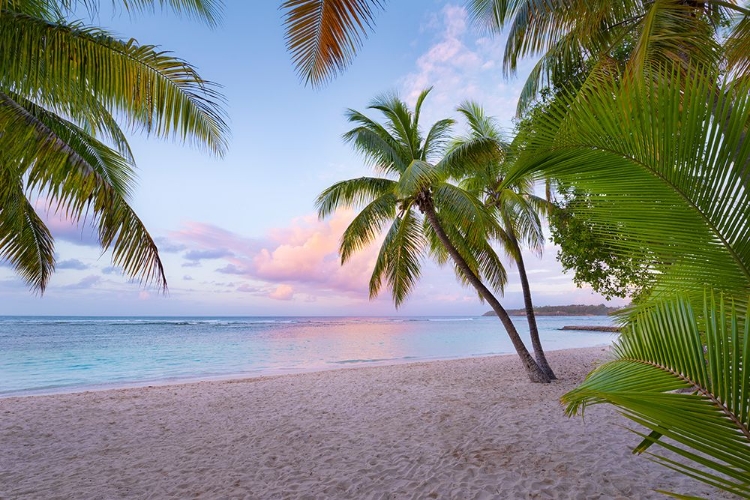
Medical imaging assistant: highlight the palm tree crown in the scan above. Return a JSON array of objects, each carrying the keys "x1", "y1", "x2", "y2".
[{"x1": 453, "y1": 101, "x2": 556, "y2": 379}]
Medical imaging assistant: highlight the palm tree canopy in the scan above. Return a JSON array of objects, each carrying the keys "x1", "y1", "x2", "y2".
[
  {"x1": 316, "y1": 88, "x2": 507, "y2": 306},
  {"x1": 453, "y1": 101, "x2": 550, "y2": 261},
  {"x1": 0, "y1": 0, "x2": 228, "y2": 292},
  {"x1": 468, "y1": 0, "x2": 750, "y2": 113}
]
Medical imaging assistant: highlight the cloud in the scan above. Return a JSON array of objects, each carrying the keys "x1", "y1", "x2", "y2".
[
  {"x1": 45, "y1": 215, "x2": 100, "y2": 247},
  {"x1": 400, "y1": 4, "x2": 529, "y2": 133},
  {"x1": 63, "y1": 275, "x2": 101, "y2": 290},
  {"x1": 183, "y1": 275, "x2": 194, "y2": 281},
  {"x1": 171, "y1": 210, "x2": 380, "y2": 301},
  {"x1": 101, "y1": 266, "x2": 121, "y2": 275},
  {"x1": 216, "y1": 264, "x2": 248, "y2": 275},
  {"x1": 57, "y1": 259, "x2": 89, "y2": 270},
  {"x1": 184, "y1": 248, "x2": 234, "y2": 261},
  {"x1": 237, "y1": 284, "x2": 261, "y2": 293},
  {"x1": 154, "y1": 237, "x2": 187, "y2": 253},
  {"x1": 268, "y1": 284, "x2": 294, "y2": 301}
]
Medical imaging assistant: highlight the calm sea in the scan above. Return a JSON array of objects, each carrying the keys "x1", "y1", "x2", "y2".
[{"x1": 0, "y1": 315, "x2": 617, "y2": 397}]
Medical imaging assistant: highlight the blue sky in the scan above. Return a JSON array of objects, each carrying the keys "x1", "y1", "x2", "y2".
[{"x1": 0, "y1": 1, "x2": 629, "y2": 316}]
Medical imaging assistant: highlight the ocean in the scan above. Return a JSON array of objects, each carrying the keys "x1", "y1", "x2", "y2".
[{"x1": 0, "y1": 315, "x2": 618, "y2": 397}]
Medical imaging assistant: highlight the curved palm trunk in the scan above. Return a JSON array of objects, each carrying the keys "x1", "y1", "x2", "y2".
[
  {"x1": 509, "y1": 235, "x2": 556, "y2": 380},
  {"x1": 422, "y1": 202, "x2": 550, "y2": 383}
]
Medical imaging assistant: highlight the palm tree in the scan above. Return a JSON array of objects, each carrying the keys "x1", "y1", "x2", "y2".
[
  {"x1": 315, "y1": 88, "x2": 551, "y2": 383},
  {"x1": 1, "y1": 0, "x2": 228, "y2": 292},
  {"x1": 506, "y1": 62, "x2": 750, "y2": 496},
  {"x1": 453, "y1": 101, "x2": 556, "y2": 379}
]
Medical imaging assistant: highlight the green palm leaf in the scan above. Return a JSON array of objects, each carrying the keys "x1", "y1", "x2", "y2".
[
  {"x1": 0, "y1": 166, "x2": 55, "y2": 291},
  {"x1": 0, "y1": 12, "x2": 228, "y2": 155},
  {"x1": 369, "y1": 209, "x2": 425, "y2": 305},
  {"x1": 562, "y1": 293, "x2": 750, "y2": 497},
  {"x1": 0, "y1": 90, "x2": 166, "y2": 291},
  {"x1": 508, "y1": 65, "x2": 750, "y2": 301},
  {"x1": 9, "y1": 0, "x2": 224, "y2": 25},
  {"x1": 315, "y1": 176, "x2": 396, "y2": 218}
]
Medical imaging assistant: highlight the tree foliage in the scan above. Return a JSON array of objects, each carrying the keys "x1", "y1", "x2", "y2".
[
  {"x1": 0, "y1": 0, "x2": 228, "y2": 292},
  {"x1": 548, "y1": 187, "x2": 654, "y2": 301}
]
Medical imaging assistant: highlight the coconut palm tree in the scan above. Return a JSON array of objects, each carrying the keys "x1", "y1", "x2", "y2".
[
  {"x1": 453, "y1": 101, "x2": 556, "y2": 379},
  {"x1": 506, "y1": 61, "x2": 750, "y2": 496},
  {"x1": 315, "y1": 88, "x2": 551, "y2": 383},
  {"x1": 0, "y1": 0, "x2": 228, "y2": 292}
]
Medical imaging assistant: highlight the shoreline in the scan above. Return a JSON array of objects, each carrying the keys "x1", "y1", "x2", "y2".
[
  {"x1": 0, "y1": 346, "x2": 731, "y2": 499},
  {"x1": 0, "y1": 343, "x2": 612, "y2": 400}
]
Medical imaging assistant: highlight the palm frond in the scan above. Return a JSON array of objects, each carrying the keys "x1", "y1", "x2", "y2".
[
  {"x1": 422, "y1": 118, "x2": 455, "y2": 164},
  {"x1": 396, "y1": 160, "x2": 437, "y2": 199},
  {"x1": 369, "y1": 91, "x2": 422, "y2": 157},
  {"x1": 339, "y1": 191, "x2": 396, "y2": 263},
  {"x1": 0, "y1": 165, "x2": 54, "y2": 292},
  {"x1": 562, "y1": 293, "x2": 750, "y2": 497},
  {"x1": 343, "y1": 108, "x2": 408, "y2": 175},
  {"x1": 0, "y1": 13, "x2": 228, "y2": 155},
  {"x1": 282, "y1": 0, "x2": 383, "y2": 87},
  {"x1": 368, "y1": 208, "x2": 425, "y2": 306},
  {"x1": 7, "y1": 93, "x2": 137, "y2": 199},
  {"x1": 724, "y1": 11, "x2": 750, "y2": 78},
  {"x1": 508, "y1": 64, "x2": 750, "y2": 301},
  {"x1": 315, "y1": 176, "x2": 395, "y2": 218},
  {"x1": 0, "y1": 91, "x2": 167, "y2": 290}
]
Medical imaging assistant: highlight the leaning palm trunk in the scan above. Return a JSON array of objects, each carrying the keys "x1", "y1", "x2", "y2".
[
  {"x1": 511, "y1": 234, "x2": 556, "y2": 380},
  {"x1": 422, "y1": 200, "x2": 550, "y2": 383}
]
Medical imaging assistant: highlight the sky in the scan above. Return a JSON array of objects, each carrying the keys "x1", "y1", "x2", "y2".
[{"x1": 0, "y1": 1, "x2": 630, "y2": 316}]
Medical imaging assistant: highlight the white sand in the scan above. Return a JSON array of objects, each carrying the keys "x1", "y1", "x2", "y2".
[{"x1": 0, "y1": 347, "x2": 733, "y2": 499}]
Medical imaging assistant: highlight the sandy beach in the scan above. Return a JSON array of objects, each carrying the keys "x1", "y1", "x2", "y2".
[{"x1": 0, "y1": 347, "x2": 732, "y2": 499}]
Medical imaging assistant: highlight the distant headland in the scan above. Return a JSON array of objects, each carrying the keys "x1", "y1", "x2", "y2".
[{"x1": 483, "y1": 304, "x2": 622, "y2": 317}]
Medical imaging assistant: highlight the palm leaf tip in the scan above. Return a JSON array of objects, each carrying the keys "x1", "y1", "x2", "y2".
[
  {"x1": 281, "y1": 0, "x2": 384, "y2": 87},
  {"x1": 561, "y1": 294, "x2": 750, "y2": 497}
]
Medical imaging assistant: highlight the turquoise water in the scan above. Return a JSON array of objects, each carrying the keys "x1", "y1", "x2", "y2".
[{"x1": 0, "y1": 315, "x2": 617, "y2": 397}]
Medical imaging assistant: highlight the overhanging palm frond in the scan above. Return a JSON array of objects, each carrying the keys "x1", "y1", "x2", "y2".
[
  {"x1": 281, "y1": 0, "x2": 383, "y2": 87},
  {"x1": 626, "y1": 0, "x2": 720, "y2": 76},
  {"x1": 508, "y1": 64, "x2": 750, "y2": 302},
  {"x1": 562, "y1": 293, "x2": 750, "y2": 497},
  {"x1": 48, "y1": 0, "x2": 224, "y2": 26},
  {"x1": 8, "y1": 93, "x2": 137, "y2": 199},
  {"x1": 725, "y1": 11, "x2": 750, "y2": 78},
  {"x1": 0, "y1": 91, "x2": 167, "y2": 291},
  {"x1": 0, "y1": 166, "x2": 55, "y2": 291},
  {"x1": 0, "y1": 13, "x2": 228, "y2": 155}
]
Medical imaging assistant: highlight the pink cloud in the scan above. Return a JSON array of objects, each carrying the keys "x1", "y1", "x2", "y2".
[
  {"x1": 269, "y1": 284, "x2": 294, "y2": 301},
  {"x1": 170, "y1": 210, "x2": 381, "y2": 301}
]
